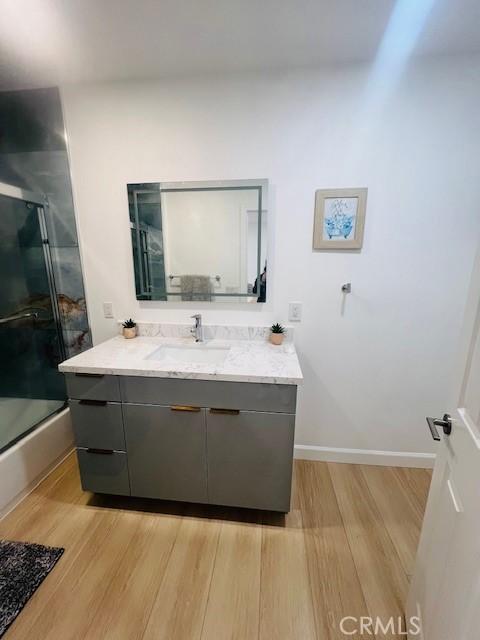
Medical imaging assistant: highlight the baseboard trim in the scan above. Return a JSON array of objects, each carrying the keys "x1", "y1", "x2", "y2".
[{"x1": 294, "y1": 445, "x2": 436, "y2": 468}]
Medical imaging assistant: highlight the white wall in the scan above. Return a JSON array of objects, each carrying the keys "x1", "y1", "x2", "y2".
[{"x1": 62, "y1": 54, "x2": 480, "y2": 459}]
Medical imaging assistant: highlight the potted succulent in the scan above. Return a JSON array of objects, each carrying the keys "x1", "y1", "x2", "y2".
[
  {"x1": 270, "y1": 322, "x2": 285, "y2": 346},
  {"x1": 122, "y1": 318, "x2": 137, "y2": 339}
]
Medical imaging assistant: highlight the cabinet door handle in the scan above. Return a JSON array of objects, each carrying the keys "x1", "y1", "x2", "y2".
[
  {"x1": 75, "y1": 372, "x2": 104, "y2": 378},
  {"x1": 209, "y1": 408, "x2": 240, "y2": 415},
  {"x1": 85, "y1": 448, "x2": 114, "y2": 455},
  {"x1": 170, "y1": 405, "x2": 201, "y2": 412},
  {"x1": 79, "y1": 399, "x2": 107, "y2": 406}
]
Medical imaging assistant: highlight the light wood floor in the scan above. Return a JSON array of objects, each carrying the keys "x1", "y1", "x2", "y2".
[{"x1": 0, "y1": 454, "x2": 431, "y2": 640}]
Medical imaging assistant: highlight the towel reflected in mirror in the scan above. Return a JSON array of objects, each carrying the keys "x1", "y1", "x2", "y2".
[{"x1": 179, "y1": 275, "x2": 213, "y2": 301}]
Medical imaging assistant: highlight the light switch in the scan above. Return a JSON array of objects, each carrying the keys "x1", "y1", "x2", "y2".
[
  {"x1": 103, "y1": 302, "x2": 114, "y2": 319},
  {"x1": 288, "y1": 302, "x2": 302, "y2": 322}
]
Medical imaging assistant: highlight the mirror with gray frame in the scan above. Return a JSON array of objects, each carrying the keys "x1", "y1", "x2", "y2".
[{"x1": 127, "y1": 179, "x2": 268, "y2": 303}]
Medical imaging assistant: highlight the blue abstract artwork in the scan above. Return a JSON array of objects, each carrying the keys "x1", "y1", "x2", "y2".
[{"x1": 323, "y1": 197, "x2": 358, "y2": 241}]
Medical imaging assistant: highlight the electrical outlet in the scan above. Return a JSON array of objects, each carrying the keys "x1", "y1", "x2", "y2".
[
  {"x1": 288, "y1": 302, "x2": 302, "y2": 322},
  {"x1": 103, "y1": 302, "x2": 114, "y2": 319}
]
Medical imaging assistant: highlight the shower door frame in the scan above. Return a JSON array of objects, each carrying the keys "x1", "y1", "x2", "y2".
[{"x1": 0, "y1": 180, "x2": 66, "y2": 361}]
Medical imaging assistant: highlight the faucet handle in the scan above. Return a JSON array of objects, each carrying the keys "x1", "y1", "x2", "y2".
[{"x1": 191, "y1": 314, "x2": 201, "y2": 320}]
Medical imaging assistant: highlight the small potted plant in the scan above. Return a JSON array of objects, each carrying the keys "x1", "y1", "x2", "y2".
[
  {"x1": 270, "y1": 322, "x2": 285, "y2": 345},
  {"x1": 122, "y1": 318, "x2": 137, "y2": 339}
]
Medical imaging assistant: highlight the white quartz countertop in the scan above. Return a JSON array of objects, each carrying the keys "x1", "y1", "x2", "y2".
[{"x1": 59, "y1": 336, "x2": 303, "y2": 385}]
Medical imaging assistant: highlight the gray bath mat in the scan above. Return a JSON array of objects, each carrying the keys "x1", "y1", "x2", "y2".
[{"x1": 0, "y1": 540, "x2": 64, "y2": 637}]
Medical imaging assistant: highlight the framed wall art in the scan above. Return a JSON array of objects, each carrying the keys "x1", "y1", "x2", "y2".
[{"x1": 313, "y1": 188, "x2": 368, "y2": 250}]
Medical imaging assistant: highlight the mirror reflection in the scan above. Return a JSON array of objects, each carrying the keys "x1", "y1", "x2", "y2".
[{"x1": 128, "y1": 180, "x2": 267, "y2": 302}]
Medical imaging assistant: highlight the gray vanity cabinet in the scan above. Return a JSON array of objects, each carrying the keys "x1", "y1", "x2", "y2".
[
  {"x1": 206, "y1": 409, "x2": 295, "y2": 512},
  {"x1": 123, "y1": 404, "x2": 208, "y2": 503},
  {"x1": 65, "y1": 372, "x2": 297, "y2": 512}
]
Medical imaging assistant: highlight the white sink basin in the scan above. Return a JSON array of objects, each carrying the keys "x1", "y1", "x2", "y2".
[{"x1": 146, "y1": 343, "x2": 230, "y2": 365}]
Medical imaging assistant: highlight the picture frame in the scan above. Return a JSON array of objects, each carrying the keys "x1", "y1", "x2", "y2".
[{"x1": 313, "y1": 188, "x2": 368, "y2": 250}]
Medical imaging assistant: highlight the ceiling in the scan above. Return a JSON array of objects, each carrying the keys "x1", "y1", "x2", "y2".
[{"x1": 0, "y1": 0, "x2": 479, "y2": 89}]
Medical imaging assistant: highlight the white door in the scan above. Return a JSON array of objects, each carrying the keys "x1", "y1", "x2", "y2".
[{"x1": 407, "y1": 246, "x2": 480, "y2": 640}]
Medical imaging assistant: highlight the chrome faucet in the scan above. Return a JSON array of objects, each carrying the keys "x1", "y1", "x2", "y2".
[{"x1": 190, "y1": 314, "x2": 203, "y2": 342}]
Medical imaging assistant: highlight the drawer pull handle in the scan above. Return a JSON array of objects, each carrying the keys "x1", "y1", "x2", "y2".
[
  {"x1": 79, "y1": 399, "x2": 107, "y2": 406},
  {"x1": 170, "y1": 405, "x2": 201, "y2": 412},
  {"x1": 210, "y1": 408, "x2": 240, "y2": 415},
  {"x1": 86, "y1": 448, "x2": 114, "y2": 455},
  {"x1": 75, "y1": 373, "x2": 104, "y2": 378}
]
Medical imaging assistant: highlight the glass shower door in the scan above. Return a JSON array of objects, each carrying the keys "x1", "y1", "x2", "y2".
[{"x1": 0, "y1": 184, "x2": 66, "y2": 453}]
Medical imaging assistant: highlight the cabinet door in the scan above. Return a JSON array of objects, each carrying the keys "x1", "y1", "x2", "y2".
[
  {"x1": 206, "y1": 409, "x2": 295, "y2": 512},
  {"x1": 123, "y1": 404, "x2": 208, "y2": 503}
]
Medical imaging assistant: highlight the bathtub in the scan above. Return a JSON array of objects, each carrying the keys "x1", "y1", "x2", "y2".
[{"x1": 0, "y1": 407, "x2": 74, "y2": 518}]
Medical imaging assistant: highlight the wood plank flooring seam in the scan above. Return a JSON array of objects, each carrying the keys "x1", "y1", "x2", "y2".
[
  {"x1": 198, "y1": 516, "x2": 223, "y2": 640},
  {"x1": 138, "y1": 514, "x2": 187, "y2": 640}
]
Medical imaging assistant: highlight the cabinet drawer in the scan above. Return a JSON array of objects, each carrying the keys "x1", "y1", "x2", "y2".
[
  {"x1": 124, "y1": 403, "x2": 208, "y2": 503},
  {"x1": 120, "y1": 377, "x2": 296, "y2": 413},
  {"x1": 65, "y1": 373, "x2": 120, "y2": 401},
  {"x1": 76, "y1": 448, "x2": 130, "y2": 495},
  {"x1": 69, "y1": 400, "x2": 126, "y2": 451},
  {"x1": 207, "y1": 410, "x2": 295, "y2": 512}
]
